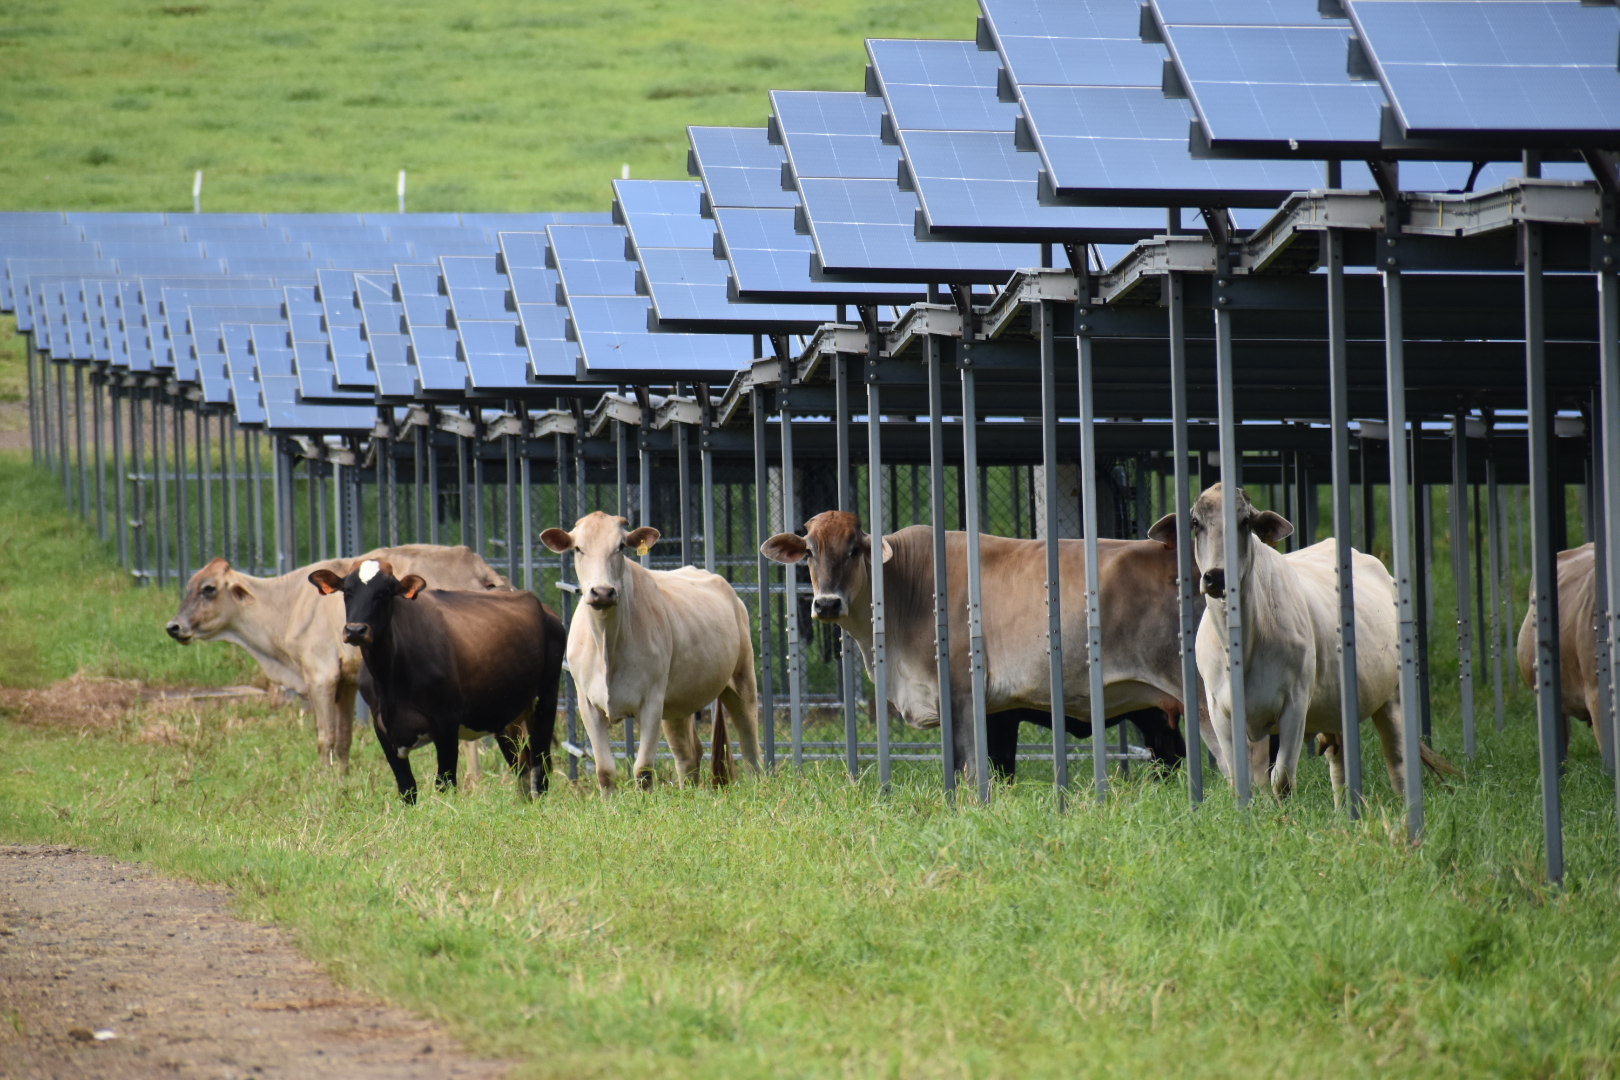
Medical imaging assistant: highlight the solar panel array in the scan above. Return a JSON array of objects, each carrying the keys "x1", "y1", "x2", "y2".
[{"x1": 4, "y1": 0, "x2": 1618, "y2": 440}]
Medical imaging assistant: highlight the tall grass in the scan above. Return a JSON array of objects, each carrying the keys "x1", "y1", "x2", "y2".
[{"x1": 3, "y1": 701, "x2": 1619, "y2": 1078}]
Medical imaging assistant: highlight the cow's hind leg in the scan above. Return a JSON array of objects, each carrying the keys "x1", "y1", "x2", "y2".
[
  {"x1": 333, "y1": 678, "x2": 359, "y2": 771},
  {"x1": 1370, "y1": 699, "x2": 1406, "y2": 797},
  {"x1": 432, "y1": 726, "x2": 460, "y2": 794},
  {"x1": 311, "y1": 676, "x2": 344, "y2": 769},
  {"x1": 661, "y1": 713, "x2": 702, "y2": 785},
  {"x1": 719, "y1": 675, "x2": 762, "y2": 776},
  {"x1": 1317, "y1": 733, "x2": 1346, "y2": 810}
]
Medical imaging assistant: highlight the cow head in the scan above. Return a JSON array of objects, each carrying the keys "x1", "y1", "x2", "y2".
[
  {"x1": 760, "y1": 510, "x2": 892, "y2": 625},
  {"x1": 539, "y1": 511, "x2": 659, "y2": 611},
  {"x1": 1147, "y1": 483, "x2": 1291, "y2": 601},
  {"x1": 167, "y1": 557, "x2": 255, "y2": 644},
  {"x1": 308, "y1": 558, "x2": 426, "y2": 646}
]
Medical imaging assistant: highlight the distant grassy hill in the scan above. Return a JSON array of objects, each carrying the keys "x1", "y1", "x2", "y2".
[{"x1": 0, "y1": 0, "x2": 975, "y2": 213}]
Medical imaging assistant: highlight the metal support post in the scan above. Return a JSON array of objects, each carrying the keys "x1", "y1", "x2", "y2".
[
  {"x1": 1451, "y1": 413, "x2": 1477, "y2": 758},
  {"x1": 456, "y1": 430, "x2": 471, "y2": 548},
  {"x1": 959, "y1": 343, "x2": 991, "y2": 799},
  {"x1": 505, "y1": 422, "x2": 520, "y2": 583},
  {"x1": 779, "y1": 384, "x2": 804, "y2": 767},
  {"x1": 247, "y1": 429, "x2": 262, "y2": 574},
  {"x1": 926, "y1": 332, "x2": 956, "y2": 796},
  {"x1": 1326, "y1": 231, "x2": 1364, "y2": 813},
  {"x1": 1485, "y1": 421, "x2": 1506, "y2": 731},
  {"x1": 1523, "y1": 221, "x2": 1565, "y2": 885},
  {"x1": 1077, "y1": 316, "x2": 1108, "y2": 801},
  {"x1": 834, "y1": 353, "x2": 860, "y2": 779},
  {"x1": 112, "y1": 384, "x2": 127, "y2": 568},
  {"x1": 1412, "y1": 428, "x2": 1434, "y2": 739},
  {"x1": 676, "y1": 421, "x2": 692, "y2": 567},
  {"x1": 865, "y1": 331, "x2": 892, "y2": 793},
  {"x1": 1384, "y1": 265, "x2": 1427, "y2": 843},
  {"x1": 1037, "y1": 300, "x2": 1069, "y2": 802},
  {"x1": 175, "y1": 398, "x2": 189, "y2": 579},
  {"x1": 153, "y1": 389, "x2": 168, "y2": 585},
  {"x1": 1596, "y1": 247, "x2": 1620, "y2": 849},
  {"x1": 1166, "y1": 276, "x2": 1202, "y2": 805},
  {"x1": 752, "y1": 396, "x2": 777, "y2": 769},
  {"x1": 198, "y1": 406, "x2": 211, "y2": 556},
  {"x1": 57, "y1": 362, "x2": 71, "y2": 505},
  {"x1": 92, "y1": 372, "x2": 106, "y2": 540},
  {"x1": 1213, "y1": 300, "x2": 1252, "y2": 803}
]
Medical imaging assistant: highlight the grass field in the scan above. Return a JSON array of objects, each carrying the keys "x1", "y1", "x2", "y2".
[{"x1": 6, "y1": 1, "x2": 1620, "y2": 1075}]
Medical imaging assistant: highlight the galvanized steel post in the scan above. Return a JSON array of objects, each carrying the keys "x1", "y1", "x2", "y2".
[{"x1": 1326, "y1": 231, "x2": 1364, "y2": 813}]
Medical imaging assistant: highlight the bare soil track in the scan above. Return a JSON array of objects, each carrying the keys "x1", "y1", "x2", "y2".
[{"x1": 0, "y1": 844, "x2": 509, "y2": 1080}]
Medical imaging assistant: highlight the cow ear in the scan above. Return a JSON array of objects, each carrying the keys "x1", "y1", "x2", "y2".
[
  {"x1": 1147, "y1": 513, "x2": 1179, "y2": 547},
  {"x1": 626, "y1": 527, "x2": 660, "y2": 555},
  {"x1": 230, "y1": 582, "x2": 254, "y2": 603},
  {"x1": 879, "y1": 536, "x2": 894, "y2": 563},
  {"x1": 308, "y1": 570, "x2": 342, "y2": 596},
  {"x1": 397, "y1": 575, "x2": 426, "y2": 600},
  {"x1": 540, "y1": 528, "x2": 574, "y2": 553},
  {"x1": 760, "y1": 533, "x2": 808, "y2": 565},
  {"x1": 1251, "y1": 510, "x2": 1294, "y2": 545}
]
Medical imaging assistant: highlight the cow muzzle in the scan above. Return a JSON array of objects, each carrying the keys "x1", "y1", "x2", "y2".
[
  {"x1": 586, "y1": 585, "x2": 617, "y2": 609},
  {"x1": 343, "y1": 622, "x2": 374, "y2": 646},
  {"x1": 811, "y1": 595, "x2": 843, "y2": 620},
  {"x1": 165, "y1": 621, "x2": 193, "y2": 644},
  {"x1": 1201, "y1": 568, "x2": 1226, "y2": 599}
]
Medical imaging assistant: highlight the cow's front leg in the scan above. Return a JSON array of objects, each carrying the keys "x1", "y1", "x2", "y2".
[
  {"x1": 579, "y1": 700, "x2": 618, "y2": 792},
  {"x1": 633, "y1": 696, "x2": 667, "y2": 790},
  {"x1": 432, "y1": 726, "x2": 460, "y2": 793},
  {"x1": 374, "y1": 712, "x2": 418, "y2": 803}
]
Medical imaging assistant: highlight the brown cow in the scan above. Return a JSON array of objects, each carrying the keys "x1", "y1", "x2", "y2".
[
  {"x1": 166, "y1": 545, "x2": 510, "y2": 768},
  {"x1": 1517, "y1": 543, "x2": 1608, "y2": 759},
  {"x1": 761, "y1": 511, "x2": 1194, "y2": 784}
]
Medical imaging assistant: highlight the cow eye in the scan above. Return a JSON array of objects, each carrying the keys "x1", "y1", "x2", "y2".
[
  {"x1": 1189, "y1": 521, "x2": 1201, "y2": 533},
  {"x1": 201, "y1": 584, "x2": 217, "y2": 597}
]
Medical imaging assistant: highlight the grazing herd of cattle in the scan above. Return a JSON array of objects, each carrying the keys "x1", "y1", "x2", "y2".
[{"x1": 164, "y1": 486, "x2": 1610, "y2": 801}]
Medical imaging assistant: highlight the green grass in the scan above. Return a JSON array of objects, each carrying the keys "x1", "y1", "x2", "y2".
[
  {"x1": 3, "y1": 703, "x2": 1619, "y2": 1078},
  {"x1": 0, "y1": 453, "x2": 253, "y2": 687},
  {"x1": 0, "y1": 0, "x2": 975, "y2": 213}
]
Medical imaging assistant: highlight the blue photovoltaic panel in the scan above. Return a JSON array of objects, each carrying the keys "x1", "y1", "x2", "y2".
[
  {"x1": 140, "y1": 276, "x2": 270, "y2": 372},
  {"x1": 500, "y1": 232, "x2": 582, "y2": 381},
  {"x1": 355, "y1": 272, "x2": 416, "y2": 400},
  {"x1": 288, "y1": 284, "x2": 373, "y2": 402},
  {"x1": 1345, "y1": 0, "x2": 1620, "y2": 142},
  {"x1": 613, "y1": 178, "x2": 837, "y2": 331},
  {"x1": 1157, "y1": 20, "x2": 1385, "y2": 152},
  {"x1": 161, "y1": 285, "x2": 282, "y2": 377},
  {"x1": 868, "y1": 37, "x2": 1164, "y2": 244},
  {"x1": 8, "y1": 258, "x2": 108, "y2": 332},
  {"x1": 222, "y1": 323, "x2": 268, "y2": 426},
  {"x1": 250, "y1": 320, "x2": 375, "y2": 433},
  {"x1": 548, "y1": 223, "x2": 756, "y2": 378},
  {"x1": 440, "y1": 255, "x2": 528, "y2": 391},
  {"x1": 189, "y1": 305, "x2": 283, "y2": 404},
  {"x1": 771, "y1": 90, "x2": 1045, "y2": 282},
  {"x1": 395, "y1": 263, "x2": 466, "y2": 396},
  {"x1": 982, "y1": 0, "x2": 1325, "y2": 207}
]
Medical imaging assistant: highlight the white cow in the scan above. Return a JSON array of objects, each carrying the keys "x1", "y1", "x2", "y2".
[
  {"x1": 166, "y1": 544, "x2": 510, "y2": 768},
  {"x1": 1149, "y1": 483, "x2": 1452, "y2": 804},
  {"x1": 540, "y1": 511, "x2": 762, "y2": 791}
]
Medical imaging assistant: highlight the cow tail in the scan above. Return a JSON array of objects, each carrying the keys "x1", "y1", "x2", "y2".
[
  {"x1": 1418, "y1": 741, "x2": 1462, "y2": 782},
  {"x1": 711, "y1": 702, "x2": 733, "y2": 788}
]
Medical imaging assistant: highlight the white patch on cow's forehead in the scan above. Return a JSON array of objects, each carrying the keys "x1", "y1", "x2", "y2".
[{"x1": 358, "y1": 559, "x2": 381, "y2": 583}]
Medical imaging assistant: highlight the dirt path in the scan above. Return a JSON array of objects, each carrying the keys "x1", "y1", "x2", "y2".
[{"x1": 0, "y1": 845, "x2": 510, "y2": 1080}]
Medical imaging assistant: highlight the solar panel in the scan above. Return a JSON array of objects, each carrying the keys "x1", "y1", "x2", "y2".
[
  {"x1": 1345, "y1": 0, "x2": 1620, "y2": 143},
  {"x1": 354, "y1": 272, "x2": 416, "y2": 399},
  {"x1": 188, "y1": 304, "x2": 285, "y2": 403},
  {"x1": 253, "y1": 320, "x2": 375, "y2": 433},
  {"x1": 867, "y1": 37, "x2": 1165, "y2": 244},
  {"x1": 440, "y1": 254, "x2": 529, "y2": 391},
  {"x1": 547, "y1": 222, "x2": 756, "y2": 379},
  {"x1": 500, "y1": 231, "x2": 582, "y2": 381},
  {"x1": 613, "y1": 178, "x2": 838, "y2": 332},
  {"x1": 7, "y1": 258, "x2": 109, "y2": 331},
  {"x1": 167, "y1": 290, "x2": 284, "y2": 381},
  {"x1": 158, "y1": 284, "x2": 282, "y2": 375},
  {"x1": 395, "y1": 262, "x2": 467, "y2": 396},
  {"x1": 222, "y1": 323, "x2": 269, "y2": 426},
  {"x1": 771, "y1": 90, "x2": 1047, "y2": 282},
  {"x1": 982, "y1": 0, "x2": 1327, "y2": 208}
]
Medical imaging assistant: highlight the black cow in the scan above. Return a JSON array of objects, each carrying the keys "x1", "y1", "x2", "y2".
[{"x1": 309, "y1": 557, "x2": 565, "y2": 802}]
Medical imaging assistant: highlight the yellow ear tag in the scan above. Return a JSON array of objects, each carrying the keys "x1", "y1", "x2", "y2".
[{"x1": 636, "y1": 541, "x2": 651, "y2": 557}]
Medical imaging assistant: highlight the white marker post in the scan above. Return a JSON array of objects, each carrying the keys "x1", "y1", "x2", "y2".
[
  {"x1": 398, "y1": 169, "x2": 407, "y2": 213},
  {"x1": 192, "y1": 170, "x2": 203, "y2": 214},
  {"x1": 621, "y1": 163, "x2": 630, "y2": 180}
]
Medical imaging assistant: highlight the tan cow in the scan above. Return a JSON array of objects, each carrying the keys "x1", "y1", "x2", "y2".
[
  {"x1": 761, "y1": 510, "x2": 1195, "y2": 784},
  {"x1": 166, "y1": 545, "x2": 510, "y2": 768},
  {"x1": 540, "y1": 511, "x2": 762, "y2": 791},
  {"x1": 1151, "y1": 483, "x2": 1453, "y2": 804},
  {"x1": 1516, "y1": 543, "x2": 1607, "y2": 759}
]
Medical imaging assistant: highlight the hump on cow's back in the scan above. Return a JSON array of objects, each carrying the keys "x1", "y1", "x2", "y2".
[{"x1": 666, "y1": 566, "x2": 718, "y2": 580}]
